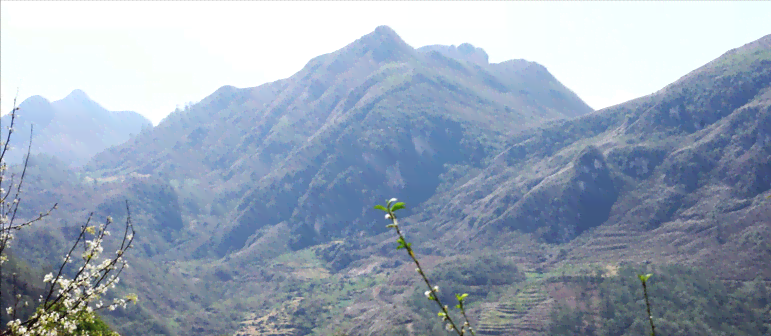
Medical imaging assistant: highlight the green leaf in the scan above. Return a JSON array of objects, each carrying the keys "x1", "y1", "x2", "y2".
[
  {"x1": 638, "y1": 273, "x2": 653, "y2": 282},
  {"x1": 390, "y1": 202, "x2": 406, "y2": 212},
  {"x1": 455, "y1": 293, "x2": 469, "y2": 308},
  {"x1": 438, "y1": 312, "x2": 446, "y2": 317},
  {"x1": 396, "y1": 237, "x2": 408, "y2": 250},
  {"x1": 374, "y1": 205, "x2": 388, "y2": 212}
]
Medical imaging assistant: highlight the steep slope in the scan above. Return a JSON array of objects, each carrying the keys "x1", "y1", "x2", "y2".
[
  {"x1": 418, "y1": 34, "x2": 771, "y2": 271},
  {"x1": 84, "y1": 25, "x2": 592, "y2": 258},
  {"x1": 2, "y1": 90, "x2": 152, "y2": 167},
  {"x1": 309, "y1": 33, "x2": 771, "y2": 336}
]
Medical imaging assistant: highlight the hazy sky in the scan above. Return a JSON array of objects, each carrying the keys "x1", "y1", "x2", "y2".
[{"x1": 1, "y1": 2, "x2": 769, "y2": 125}]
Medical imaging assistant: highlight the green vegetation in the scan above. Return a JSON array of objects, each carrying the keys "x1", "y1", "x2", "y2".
[
  {"x1": 549, "y1": 265, "x2": 770, "y2": 336},
  {"x1": 43, "y1": 303, "x2": 120, "y2": 336},
  {"x1": 0, "y1": 255, "x2": 43, "y2": 328},
  {"x1": 406, "y1": 255, "x2": 528, "y2": 335}
]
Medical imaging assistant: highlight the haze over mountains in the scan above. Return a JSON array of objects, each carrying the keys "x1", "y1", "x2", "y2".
[
  {"x1": 2, "y1": 89, "x2": 152, "y2": 167},
  {"x1": 5, "y1": 26, "x2": 771, "y2": 336}
]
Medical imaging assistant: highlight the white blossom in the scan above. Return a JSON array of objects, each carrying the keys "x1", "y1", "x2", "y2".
[{"x1": 2, "y1": 193, "x2": 136, "y2": 335}]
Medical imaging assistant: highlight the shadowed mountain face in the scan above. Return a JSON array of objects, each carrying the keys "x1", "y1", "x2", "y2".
[
  {"x1": 2, "y1": 89, "x2": 152, "y2": 167},
  {"x1": 84, "y1": 25, "x2": 593, "y2": 257}
]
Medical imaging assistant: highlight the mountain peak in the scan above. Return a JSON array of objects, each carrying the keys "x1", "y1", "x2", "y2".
[
  {"x1": 19, "y1": 95, "x2": 52, "y2": 107},
  {"x1": 55, "y1": 89, "x2": 108, "y2": 113},
  {"x1": 361, "y1": 25, "x2": 405, "y2": 46},
  {"x1": 10, "y1": 95, "x2": 55, "y2": 129},
  {"x1": 349, "y1": 25, "x2": 413, "y2": 63},
  {"x1": 63, "y1": 89, "x2": 91, "y2": 102},
  {"x1": 372, "y1": 25, "x2": 398, "y2": 38}
]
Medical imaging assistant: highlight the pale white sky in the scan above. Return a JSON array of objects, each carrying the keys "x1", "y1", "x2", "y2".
[{"x1": 1, "y1": 2, "x2": 769, "y2": 125}]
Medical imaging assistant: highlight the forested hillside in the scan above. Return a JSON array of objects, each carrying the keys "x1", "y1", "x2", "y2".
[{"x1": 3, "y1": 27, "x2": 769, "y2": 336}]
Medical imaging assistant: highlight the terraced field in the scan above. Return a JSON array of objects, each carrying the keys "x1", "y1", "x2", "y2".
[
  {"x1": 235, "y1": 297, "x2": 306, "y2": 336},
  {"x1": 477, "y1": 284, "x2": 551, "y2": 336},
  {"x1": 562, "y1": 227, "x2": 651, "y2": 263}
]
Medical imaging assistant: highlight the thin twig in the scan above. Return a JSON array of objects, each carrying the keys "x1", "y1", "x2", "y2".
[{"x1": 642, "y1": 279, "x2": 656, "y2": 336}]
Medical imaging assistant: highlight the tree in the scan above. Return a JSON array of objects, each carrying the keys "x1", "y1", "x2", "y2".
[{"x1": 0, "y1": 95, "x2": 137, "y2": 335}]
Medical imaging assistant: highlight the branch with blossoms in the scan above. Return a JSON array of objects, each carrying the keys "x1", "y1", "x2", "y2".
[
  {"x1": 374, "y1": 198, "x2": 476, "y2": 336},
  {"x1": 3, "y1": 202, "x2": 137, "y2": 335},
  {"x1": 0, "y1": 94, "x2": 138, "y2": 335},
  {"x1": 0, "y1": 95, "x2": 59, "y2": 301}
]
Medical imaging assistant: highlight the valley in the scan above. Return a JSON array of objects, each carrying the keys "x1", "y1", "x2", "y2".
[{"x1": 2, "y1": 25, "x2": 770, "y2": 336}]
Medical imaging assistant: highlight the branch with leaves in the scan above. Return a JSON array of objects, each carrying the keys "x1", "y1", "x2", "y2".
[
  {"x1": 637, "y1": 273, "x2": 656, "y2": 336},
  {"x1": 374, "y1": 198, "x2": 475, "y2": 335}
]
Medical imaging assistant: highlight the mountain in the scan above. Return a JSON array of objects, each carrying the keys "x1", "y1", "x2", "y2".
[
  {"x1": 2, "y1": 89, "x2": 152, "y2": 167},
  {"x1": 3, "y1": 25, "x2": 593, "y2": 335},
  {"x1": 425, "y1": 33, "x2": 771, "y2": 272},
  {"x1": 7, "y1": 27, "x2": 770, "y2": 336},
  {"x1": 84, "y1": 25, "x2": 592, "y2": 258},
  {"x1": 323, "y1": 33, "x2": 770, "y2": 335}
]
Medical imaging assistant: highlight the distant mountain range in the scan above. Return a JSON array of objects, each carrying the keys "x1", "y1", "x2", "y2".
[
  {"x1": 5, "y1": 26, "x2": 770, "y2": 336},
  {"x1": 2, "y1": 89, "x2": 152, "y2": 167}
]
